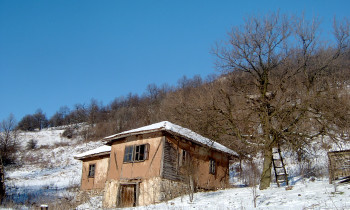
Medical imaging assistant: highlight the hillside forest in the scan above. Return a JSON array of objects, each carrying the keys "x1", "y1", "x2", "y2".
[{"x1": 1, "y1": 13, "x2": 350, "y2": 190}]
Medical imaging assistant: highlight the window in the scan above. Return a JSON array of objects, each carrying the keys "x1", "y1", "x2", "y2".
[
  {"x1": 123, "y1": 146, "x2": 134, "y2": 162},
  {"x1": 88, "y1": 164, "x2": 95, "y2": 177},
  {"x1": 123, "y1": 144, "x2": 149, "y2": 163},
  {"x1": 135, "y1": 144, "x2": 147, "y2": 161},
  {"x1": 209, "y1": 159, "x2": 216, "y2": 175},
  {"x1": 179, "y1": 149, "x2": 188, "y2": 167}
]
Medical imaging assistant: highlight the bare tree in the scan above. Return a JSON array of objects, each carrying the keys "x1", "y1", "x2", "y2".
[
  {"x1": 49, "y1": 106, "x2": 70, "y2": 127},
  {"x1": 213, "y1": 12, "x2": 350, "y2": 189},
  {"x1": 0, "y1": 114, "x2": 19, "y2": 164},
  {"x1": 0, "y1": 114, "x2": 18, "y2": 204},
  {"x1": 17, "y1": 114, "x2": 36, "y2": 131},
  {"x1": 33, "y1": 109, "x2": 48, "y2": 130},
  {"x1": 87, "y1": 98, "x2": 101, "y2": 127},
  {"x1": 17, "y1": 109, "x2": 48, "y2": 131}
]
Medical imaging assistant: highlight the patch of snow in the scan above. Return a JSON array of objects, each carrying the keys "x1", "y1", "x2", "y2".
[
  {"x1": 76, "y1": 196, "x2": 103, "y2": 210},
  {"x1": 74, "y1": 145, "x2": 111, "y2": 159}
]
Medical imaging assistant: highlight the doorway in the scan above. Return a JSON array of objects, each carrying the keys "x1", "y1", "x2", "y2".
[{"x1": 118, "y1": 184, "x2": 137, "y2": 207}]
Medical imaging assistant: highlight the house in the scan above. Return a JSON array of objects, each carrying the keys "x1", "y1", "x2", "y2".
[
  {"x1": 74, "y1": 145, "x2": 111, "y2": 191},
  {"x1": 75, "y1": 121, "x2": 238, "y2": 208}
]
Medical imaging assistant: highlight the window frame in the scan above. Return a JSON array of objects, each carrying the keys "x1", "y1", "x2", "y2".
[
  {"x1": 209, "y1": 158, "x2": 216, "y2": 175},
  {"x1": 123, "y1": 145, "x2": 134, "y2": 163},
  {"x1": 134, "y1": 144, "x2": 148, "y2": 162},
  {"x1": 88, "y1": 163, "x2": 96, "y2": 178},
  {"x1": 179, "y1": 149, "x2": 188, "y2": 167},
  {"x1": 123, "y1": 143, "x2": 149, "y2": 163}
]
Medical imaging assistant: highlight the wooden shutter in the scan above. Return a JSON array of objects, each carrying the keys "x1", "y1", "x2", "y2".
[{"x1": 144, "y1": 143, "x2": 150, "y2": 160}]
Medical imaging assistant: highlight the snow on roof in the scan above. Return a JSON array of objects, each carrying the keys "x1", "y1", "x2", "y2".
[
  {"x1": 103, "y1": 121, "x2": 238, "y2": 156},
  {"x1": 74, "y1": 145, "x2": 111, "y2": 160}
]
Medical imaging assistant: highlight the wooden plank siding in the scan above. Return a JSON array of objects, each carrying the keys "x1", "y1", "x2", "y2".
[
  {"x1": 328, "y1": 150, "x2": 350, "y2": 183},
  {"x1": 162, "y1": 138, "x2": 182, "y2": 181}
]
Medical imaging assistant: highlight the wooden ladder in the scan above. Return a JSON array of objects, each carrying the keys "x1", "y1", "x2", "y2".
[{"x1": 272, "y1": 146, "x2": 289, "y2": 187}]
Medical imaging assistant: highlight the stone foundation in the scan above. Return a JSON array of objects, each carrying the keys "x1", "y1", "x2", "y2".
[
  {"x1": 103, "y1": 179, "x2": 120, "y2": 208},
  {"x1": 103, "y1": 177, "x2": 189, "y2": 208}
]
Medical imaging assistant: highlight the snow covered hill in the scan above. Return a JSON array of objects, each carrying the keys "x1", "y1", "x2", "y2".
[
  {"x1": 4, "y1": 126, "x2": 104, "y2": 205},
  {"x1": 3, "y1": 126, "x2": 350, "y2": 209}
]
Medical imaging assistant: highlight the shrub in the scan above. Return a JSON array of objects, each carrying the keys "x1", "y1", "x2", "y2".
[
  {"x1": 26, "y1": 139, "x2": 38, "y2": 150},
  {"x1": 62, "y1": 127, "x2": 74, "y2": 139}
]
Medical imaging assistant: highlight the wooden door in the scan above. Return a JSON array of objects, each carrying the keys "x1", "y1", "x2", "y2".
[{"x1": 120, "y1": 184, "x2": 136, "y2": 207}]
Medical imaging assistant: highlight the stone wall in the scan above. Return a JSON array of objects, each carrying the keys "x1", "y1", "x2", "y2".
[
  {"x1": 103, "y1": 177, "x2": 189, "y2": 208},
  {"x1": 103, "y1": 179, "x2": 120, "y2": 208}
]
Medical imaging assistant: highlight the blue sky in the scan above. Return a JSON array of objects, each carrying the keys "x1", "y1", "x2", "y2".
[{"x1": 1, "y1": 0, "x2": 349, "y2": 122}]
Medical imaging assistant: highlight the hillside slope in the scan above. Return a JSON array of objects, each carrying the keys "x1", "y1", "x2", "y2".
[
  {"x1": 4, "y1": 127, "x2": 103, "y2": 205},
  {"x1": 3, "y1": 127, "x2": 350, "y2": 209}
]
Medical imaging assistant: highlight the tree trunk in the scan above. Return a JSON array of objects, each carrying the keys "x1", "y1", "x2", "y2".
[
  {"x1": 259, "y1": 146, "x2": 272, "y2": 190},
  {"x1": 0, "y1": 156, "x2": 4, "y2": 204}
]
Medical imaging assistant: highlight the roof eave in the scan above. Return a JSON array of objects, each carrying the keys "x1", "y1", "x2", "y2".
[
  {"x1": 103, "y1": 128, "x2": 165, "y2": 145},
  {"x1": 74, "y1": 151, "x2": 110, "y2": 160},
  {"x1": 163, "y1": 130, "x2": 239, "y2": 157},
  {"x1": 102, "y1": 125, "x2": 239, "y2": 157}
]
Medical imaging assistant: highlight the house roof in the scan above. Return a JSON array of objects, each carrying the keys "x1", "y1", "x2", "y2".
[
  {"x1": 103, "y1": 121, "x2": 238, "y2": 157},
  {"x1": 74, "y1": 145, "x2": 111, "y2": 160}
]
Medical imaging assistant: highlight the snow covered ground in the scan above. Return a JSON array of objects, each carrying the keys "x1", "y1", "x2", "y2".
[
  {"x1": 77, "y1": 178, "x2": 350, "y2": 210},
  {"x1": 4, "y1": 127, "x2": 104, "y2": 205},
  {"x1": 3, "y1": 126, "x2": 350, "y2": 209}
]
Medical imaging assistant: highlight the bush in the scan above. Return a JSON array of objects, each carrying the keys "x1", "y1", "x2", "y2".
[
  {"x1": 26, "y1": 139, "x2": 38, "y2": 150},
  {"x1": 62, "y1": 127, "x2": 74, "y2": 139}
]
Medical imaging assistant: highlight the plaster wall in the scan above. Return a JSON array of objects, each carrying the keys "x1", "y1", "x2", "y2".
[
  {"x1": 107, "y1": 132, "x2": 164, "y2": 181},
  {"x1": 81, "y1": 155, "x2": 110, "y2": 190}
]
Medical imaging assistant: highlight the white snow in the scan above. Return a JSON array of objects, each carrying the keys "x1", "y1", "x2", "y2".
[
  {"x1": 74, "y1": 145, "x2": 111, "y2": 159},
  {"x1": 4, "y1": 127, "x2": 105, "y2": 204},
  {"x1": 77, "y1": 178, "x2": 350, "y2": 210},
  {"x1": 5, "y1": 125, "x2": 350, "y2": 209},
  {"x1": 104, "y1": 121, "x2": 238, "y2": 156},
  {"x1": 17, "y1": 128, "x2": 70, "y2": 147}
]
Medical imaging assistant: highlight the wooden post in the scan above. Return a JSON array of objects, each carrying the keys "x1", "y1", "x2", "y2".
[{"x1": 328, "y1": 152, "x2": 334, "y2": 184}]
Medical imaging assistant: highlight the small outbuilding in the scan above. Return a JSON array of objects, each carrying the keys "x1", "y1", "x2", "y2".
[{"x1": 328, "y1": 150, "x2": 350, "y2": 183}]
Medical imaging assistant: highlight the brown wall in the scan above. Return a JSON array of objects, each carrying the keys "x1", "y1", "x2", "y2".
[
  {"x1": 107, "y1": 132, "x2": 164, "y2": 181},
  {"x1": 103, "y1": 132, "x2": 233, "y2": 208},
  {"x1": 81, "y1": 155, "x2": 110, "y2": 190},
  {"x1": 165, "y1": 135, "x2": 230, "y2": 189},
  {"x1": 104, "y1": 131, "x2": 230, "y2": 191}
]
